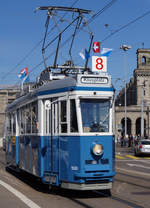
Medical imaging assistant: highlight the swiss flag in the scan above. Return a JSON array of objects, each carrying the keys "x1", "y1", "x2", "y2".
[{"x1": 93, "y1": 42, "x2": 100, "y2": 53}]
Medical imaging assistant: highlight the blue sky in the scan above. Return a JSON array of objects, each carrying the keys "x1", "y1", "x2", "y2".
[{"x1": 1, "y1": 0, "x2": 150, "y2": 91}]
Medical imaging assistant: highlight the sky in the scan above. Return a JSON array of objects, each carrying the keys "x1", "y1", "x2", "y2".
[{"x1": 1, "y1": 0, "x2": 150, "y2": 91}]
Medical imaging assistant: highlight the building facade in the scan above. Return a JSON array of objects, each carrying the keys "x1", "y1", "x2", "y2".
[
  {"x1": 0, "y1": 85, "x2": 20, "y2": 138},
  {"x1": 115, "y1": 48, "x2": 150, "y2": 138}
]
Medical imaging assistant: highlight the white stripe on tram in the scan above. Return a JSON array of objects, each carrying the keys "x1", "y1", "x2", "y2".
[{"x1": 0, "y1": 180, "x2": 41, "y2": 208}]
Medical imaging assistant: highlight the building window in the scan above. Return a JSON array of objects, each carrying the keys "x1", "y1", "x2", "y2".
[{"x1": 142, "y1": 56, "x2": 146, "y2": 64}]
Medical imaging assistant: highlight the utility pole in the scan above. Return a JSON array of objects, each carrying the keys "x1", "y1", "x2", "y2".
[
  {"x1": 147, "y1": 106, "x2": 149, "y2": 138},
  {"x1": 141, "y1": 80, "x2": 147, "y2": 138},
  {"x1": 141, "y1": 85, "x2": 144, "y2": 137},
  {"x1": 120, "y1": 45, "x2": 131, "y2": 137}
]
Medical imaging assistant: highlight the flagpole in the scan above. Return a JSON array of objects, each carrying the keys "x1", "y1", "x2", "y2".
[
  {"x1": 21, "y1": 80, "x2": 24, "y2": 92},
  {"x1": 85, "y1": 34, "x2": 94, "y2": 69}
]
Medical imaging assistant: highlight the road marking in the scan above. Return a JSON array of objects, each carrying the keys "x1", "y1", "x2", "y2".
[
  {"x1": 125, "y1": 155, "x2": 139, "y2": 159},
  {"x1": 116, "y1": 167, "x2": 150, "y2": 177},
  {"x1": 0, "y1": 180, "x2": 41, "y2": 208},
  {"x1": 127, "y1": 163, "x2": 150, "y2": 170},
  {"x1": 116, "y1": 154, "x2": 150, "y2": 160},
  {"x1": 115, "y1": 155, "x2": 124, "y2": 159}
]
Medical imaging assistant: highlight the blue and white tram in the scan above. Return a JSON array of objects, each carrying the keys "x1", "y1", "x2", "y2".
[{"x1": 5, "y1": 72, "x2": 115, "y2": 191}]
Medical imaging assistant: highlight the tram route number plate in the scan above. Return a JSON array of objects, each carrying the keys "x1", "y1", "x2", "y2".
[
  {"x1": 92, "y1": 56, "x2": 107, "y2": 72},
  {"x1": 81, "y1": 76, "x2": 108, "y2": 84}
]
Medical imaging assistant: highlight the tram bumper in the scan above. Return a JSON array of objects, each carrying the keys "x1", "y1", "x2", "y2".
[
  {"x1": 61, "y1": 171, "x2": 115, "y2": 190},
  {"x1": 61, "y1": 181, "x2": 112, "y2": 190}
]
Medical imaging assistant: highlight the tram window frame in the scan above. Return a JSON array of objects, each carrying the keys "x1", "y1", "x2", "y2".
[
  {"x1": 12, "y1": 112, "x2": 16, "y2": 135},
  {"x1": 6, "y1": 113, "x2": 12, "y2": 135},
  {"x1": 60, "y1": 100, "x2": 67, "y2": 133},
  {"x1": 18, "y1": 101, "x2": 38, "y2": 135},
  {"x1": 43, "y1": 98, "x2": 59, "y2": 135},
  {"x1": 80, "y1": 98, "x2": 111, "y2": 133},
  {"x1": 31, "y1": 102, "x2": 38, "y2": 134},
  {"x1": 26, "y1": 104, "x2": 31, "y2": 134},
  {"x1": 52, "y1": 101, "x2": 59, "y2": 134},
  {"x1": 70, "y1": 99, "x2": 78, "y2": 133},
  {"x1": 43, "y1": 99, "x2": 51, "y2": 135}
]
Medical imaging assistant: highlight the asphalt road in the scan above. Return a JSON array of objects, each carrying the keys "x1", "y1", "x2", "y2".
[{"x1": 0, "y1": 146, "x2": 150, "y2": 208}]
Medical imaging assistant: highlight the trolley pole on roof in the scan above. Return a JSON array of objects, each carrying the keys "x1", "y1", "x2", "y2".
[{"x1": 35, "y1": 6, "x2": 92, "y2": 70}]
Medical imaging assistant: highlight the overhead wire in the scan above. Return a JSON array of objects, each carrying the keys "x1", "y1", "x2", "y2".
[
  {"x1": 102, "y1": 9, "x2": 150, "y2": 42},
  {"x1": 16, "y1": 0, "x2": 118, "y2": 82},
  {"x1": 0, "y1": 0, "x2": 80, "y2": 83},
  {"x1": 27, "y1": 0, "x2": 118, "y2": 77},
  {"x1": 4, "y1": 0, "x2": 116, "y2": 84},
  {"x1": 6, "y1": 0, "x2": 150, "y2": 84}
]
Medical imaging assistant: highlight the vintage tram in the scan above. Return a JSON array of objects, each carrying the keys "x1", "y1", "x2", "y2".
[
  {"x1": 5, "y1": 6, "x2": 115, "y2": 193},
  {"x1": 5, "y1": 70, "x2": 115, "y2": 191}
]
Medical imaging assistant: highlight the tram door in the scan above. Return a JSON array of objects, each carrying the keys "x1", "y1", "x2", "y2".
[{"x1": 50, "y1": 100, "x2": 59, "y2": 174}]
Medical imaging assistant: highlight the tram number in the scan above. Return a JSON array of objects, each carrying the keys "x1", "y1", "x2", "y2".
[
  {"x1": 92, "y1": 56, "x2": 107, "y2": 72},
  {"x1": 96, "y1": 57, "x2": 103, "y2": 70}
]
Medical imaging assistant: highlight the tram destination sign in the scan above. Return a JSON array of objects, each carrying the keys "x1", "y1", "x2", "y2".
[{"x1": 81, "y1": 76, "x2": 108, "y2": 84}]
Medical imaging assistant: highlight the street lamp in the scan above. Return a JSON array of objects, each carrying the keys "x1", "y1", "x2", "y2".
[{"x1": 120, "y1": 45, "x2": 131, "y2": 138}]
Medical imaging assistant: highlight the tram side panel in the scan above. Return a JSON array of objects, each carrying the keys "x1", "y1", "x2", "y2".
[
  {"x1": 59, "y1": 136, "x2": 80, "y2": 182},
  {"x1": 17, "y1": 135, "x2": 40, "y2": 176}
]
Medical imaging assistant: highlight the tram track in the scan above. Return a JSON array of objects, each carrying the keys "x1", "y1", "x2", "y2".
[
  {"x1": 116, "y1": 172, "x2": 150, "y2": 190},
  {"x1": 0, "y1": 150, "x2": 149, "y2": 207},
  {"x1": 0, "y1": 159, "x2": 5, "y2": 166},
  {"x1": 65, "y1": 189, "x2": 146, "y2": 208},
  {"x1": 94, "y1": 190, "x2": 146, "y2": 208}
]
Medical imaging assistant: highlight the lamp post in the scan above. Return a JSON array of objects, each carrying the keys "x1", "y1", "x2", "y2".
[
  {"x1": 141, "y1": 80, "x2": 147, "y2": 138},
  {"x1": 120, "y1": 45, "x2": 131, "y2": 138}
]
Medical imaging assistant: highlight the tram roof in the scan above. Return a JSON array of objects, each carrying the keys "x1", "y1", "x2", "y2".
[{"x1": 6, "y1": 73, "x2": 114, "y2": 112}]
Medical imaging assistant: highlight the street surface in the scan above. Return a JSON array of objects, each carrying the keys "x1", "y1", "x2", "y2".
[{"x1": 0, "y1": 145, "x2": 150, "y2": 208}]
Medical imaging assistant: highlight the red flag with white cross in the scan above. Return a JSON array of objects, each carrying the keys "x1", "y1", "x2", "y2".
[{"x1": 93, "y1": 42, "x2": 100, "y2": 53}]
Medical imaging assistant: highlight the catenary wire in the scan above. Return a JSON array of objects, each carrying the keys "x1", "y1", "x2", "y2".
[
  {"x1": 6, "y1": 0, "x2": 150, "y2": 84},
  {"x1": 101, "y1": 9, "x2": 150, "y2": 42},
  {"x1": 22, "y1": 0, "x2": 118, "y2": 79},
  {"x1": 0, "y1": 0, "x2": 80, "y2": 82}
]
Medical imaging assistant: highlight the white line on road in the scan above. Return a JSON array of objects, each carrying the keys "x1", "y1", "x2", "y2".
[
  {"x1": 127, "y1": 163, "x2": 150, "y2": 169},
  {"x1": 0, "y1": 180, "x2": 41, "y2": 208},
  {"x1": 116, "y1": 167, "x2": 150, "y2": 177}
]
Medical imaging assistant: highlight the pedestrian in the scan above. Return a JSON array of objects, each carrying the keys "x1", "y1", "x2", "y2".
[
  {"x1": 128, "y1": 134, "x2": 133, "y2": 147},
  {"x1": 121, "y1": 135, "x2": 124, "y2": 147},
  {"x1": 125, "y1": 134, "x2": 129, "y2": 147}
]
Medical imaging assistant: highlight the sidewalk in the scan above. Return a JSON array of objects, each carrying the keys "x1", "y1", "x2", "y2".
[{"x1": 115, "y1": 143, "x2": 133, "y2": 154}]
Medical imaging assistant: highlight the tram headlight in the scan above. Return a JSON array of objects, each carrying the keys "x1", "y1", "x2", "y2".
[{"x1": 92, "y1": 144, "x2": 104, "y2": 156}]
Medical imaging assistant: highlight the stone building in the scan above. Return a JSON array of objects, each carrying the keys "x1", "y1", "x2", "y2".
[
  {"x1": 115, "y1": 48, "x2": 150, "y2": 138},
  {"x1": 0, "y1": 85, "x2": 20, "y2": 137}
]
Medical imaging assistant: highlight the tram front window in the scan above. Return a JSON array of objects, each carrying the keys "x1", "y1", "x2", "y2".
[{"x1": 80, "y1": 99, "x2": 110, "y2": 133}]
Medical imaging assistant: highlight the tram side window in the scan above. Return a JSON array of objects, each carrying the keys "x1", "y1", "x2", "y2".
[
  {"x1": 7, "y1": 114, "x2": 12, "y2": 135},
  {"x1": 19, "y1": 102, "x2": 38, "y2": 134},
  {"x1": 22, "y1": 107, "x2": 26, "y2": 134},
  {"x1": 20, "y1": 109, "x2": 23, "y2": 134},
  {"x1": 60, "y1": 101, "x2": 67, "y2": 133},
  {"x1": 12, "y1": 113, "x2": 16, "y2": 135},
  {"x1": 70, "y1": 100, "x2": 78, "y2": 132},
  {"x1": 26, "y1": 104, "x2": 31, "y2": 134},
  {"x1": 31, "y1": 102, "x2": 38, "y2": 133}
]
